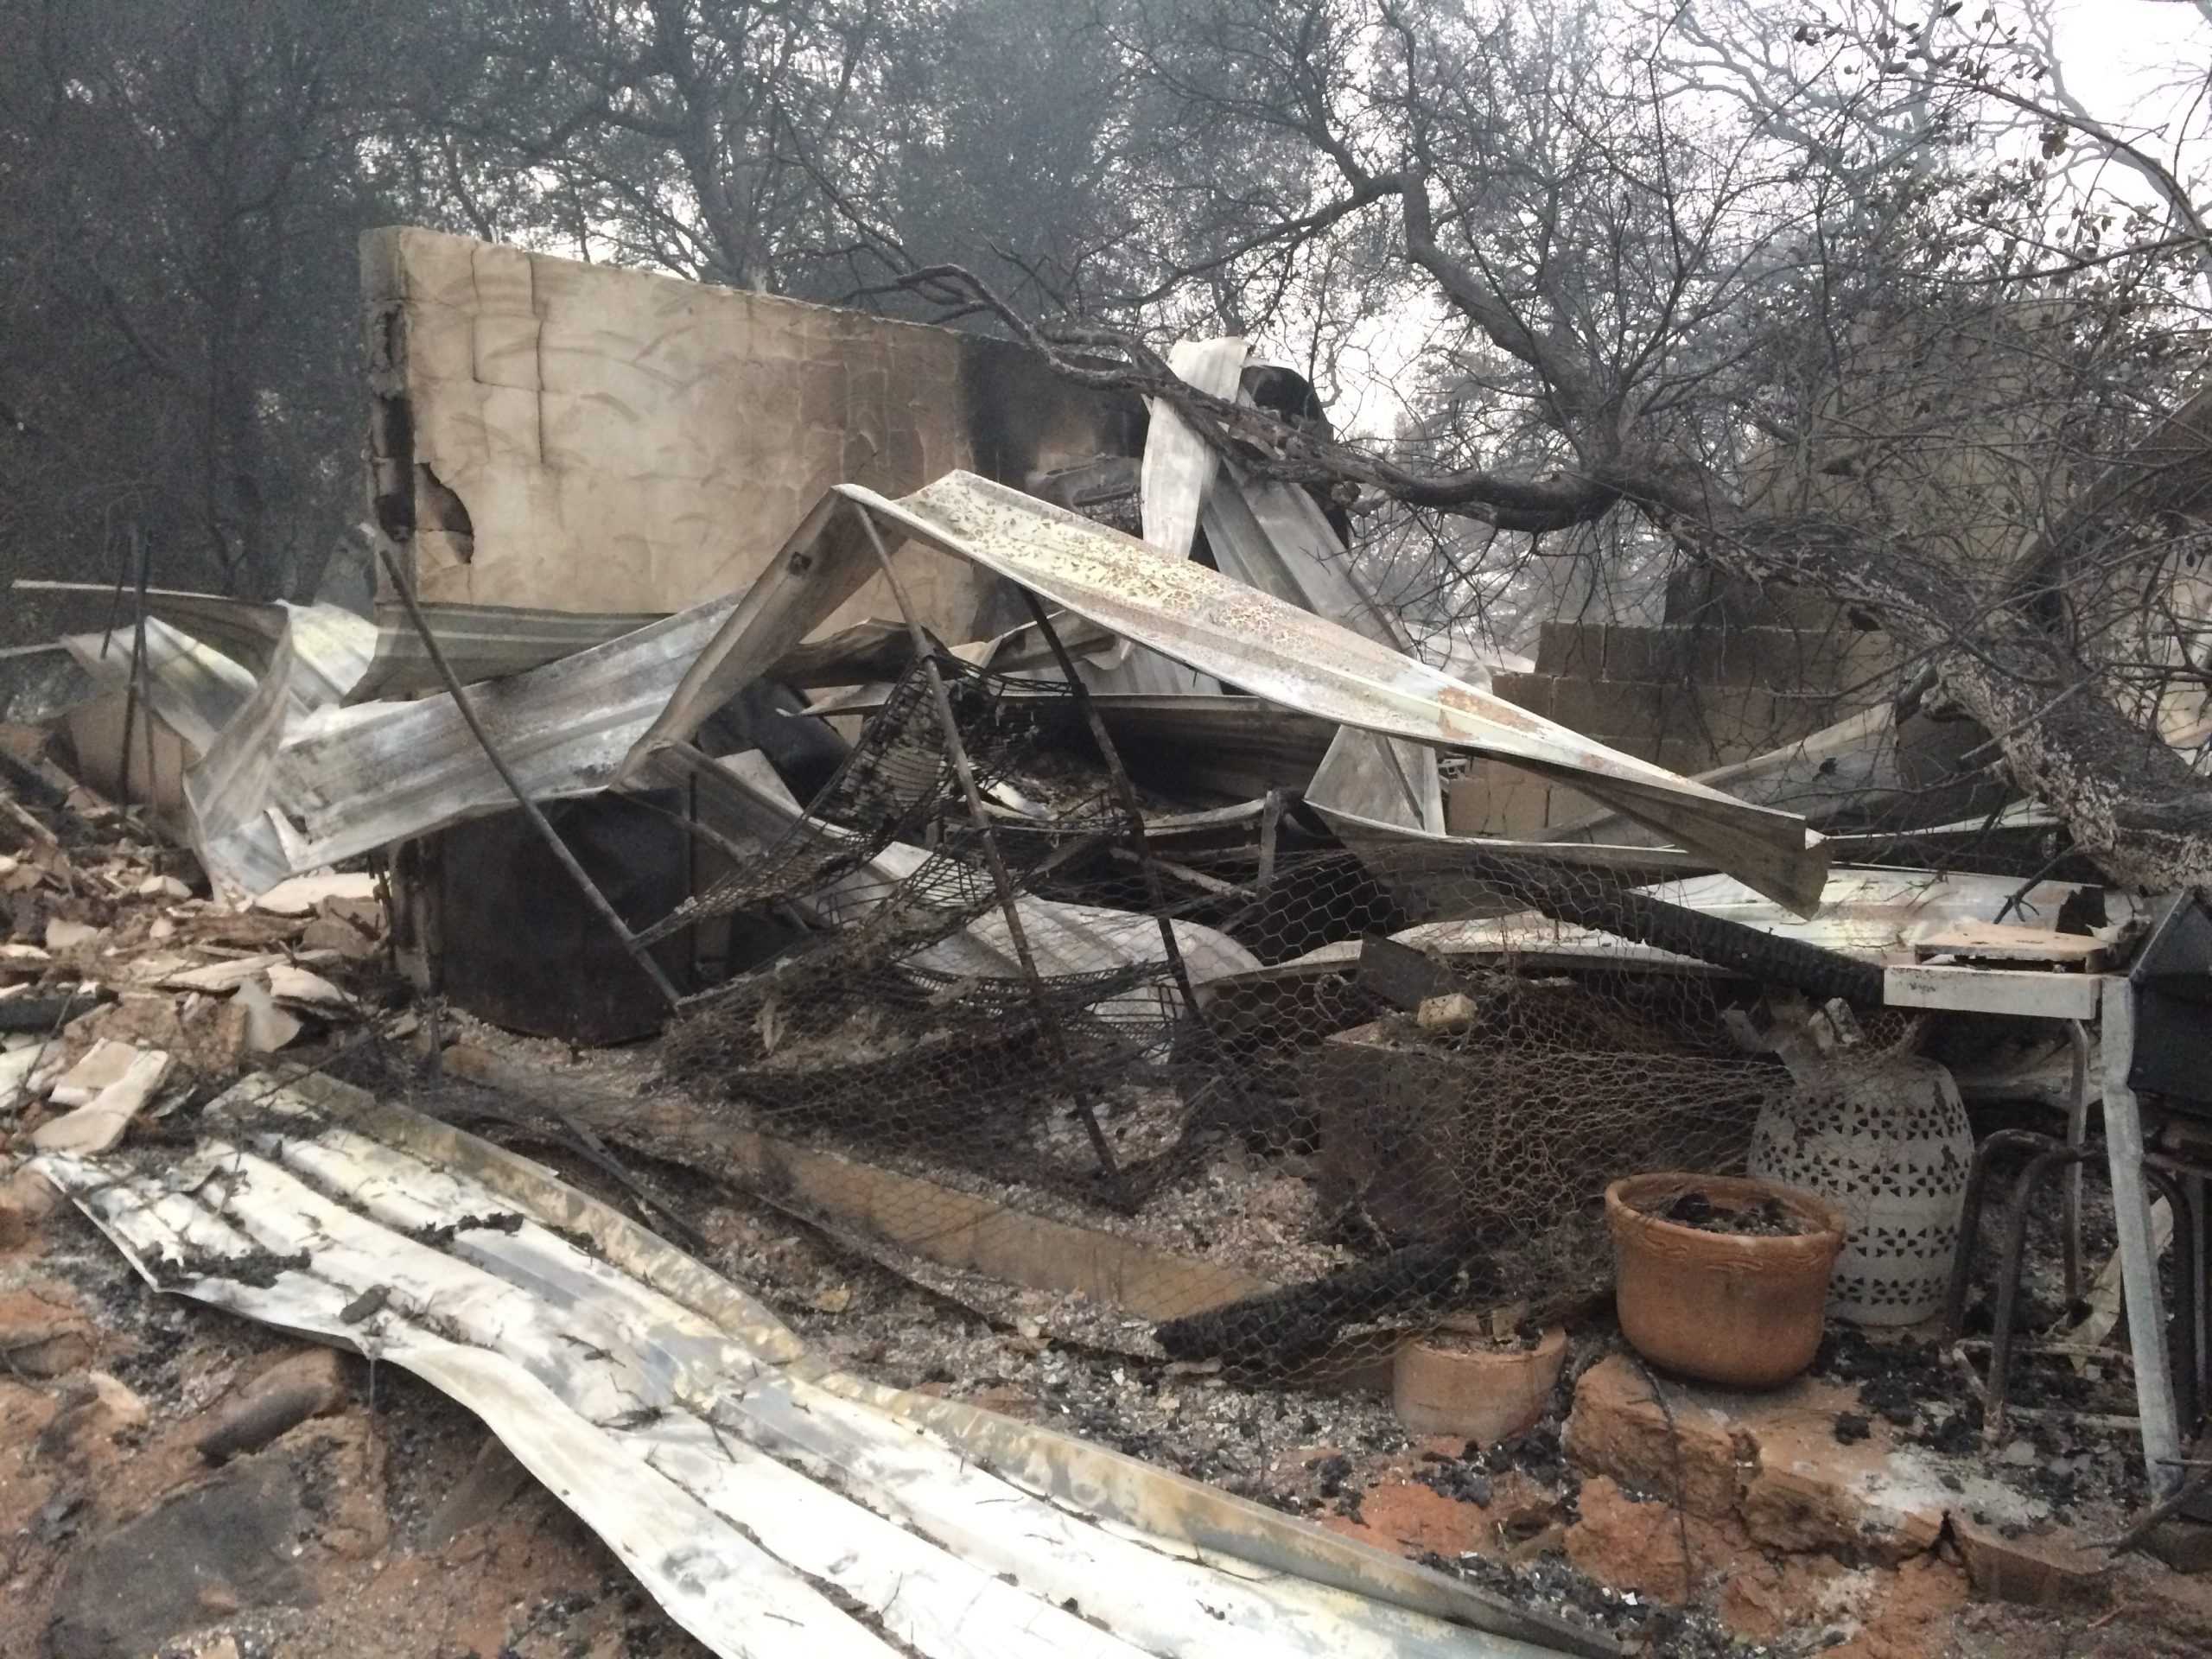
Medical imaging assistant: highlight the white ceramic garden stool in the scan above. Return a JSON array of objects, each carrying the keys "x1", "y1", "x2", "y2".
[{"x1": 1750, "y1": 1052, "x2": 1974, "y2": 1325}]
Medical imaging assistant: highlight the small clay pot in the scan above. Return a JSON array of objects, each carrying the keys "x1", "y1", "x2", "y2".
[
  {"x1": 1606, "y1": 1173, "x2": 1846, "y2": 1389},
  {"x1": 1393, "y1": 1321, "x2": 1568, "y2": 1442}
]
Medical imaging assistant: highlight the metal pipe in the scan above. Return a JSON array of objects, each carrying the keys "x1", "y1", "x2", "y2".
[{"x1": 1945, "y1": 1127, "x2": 2059, "y2": 1341}]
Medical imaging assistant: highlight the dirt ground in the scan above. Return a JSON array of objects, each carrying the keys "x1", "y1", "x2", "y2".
[
  {"x1": 2, "y1": 1191, "x2": 720, "y2": 1659},
  {"x1": 10, "y1": 1099, "x2": 2212, "y2": 1659}
]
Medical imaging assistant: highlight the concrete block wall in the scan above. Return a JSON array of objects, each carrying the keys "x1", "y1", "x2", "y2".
[{"x1": 1447, "y1": 613, "x2": 1902, "y2": 837}]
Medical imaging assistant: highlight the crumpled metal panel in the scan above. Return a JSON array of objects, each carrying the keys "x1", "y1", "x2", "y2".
[
  {"x1": 271, "y1": 592, "x2": 741, "y2": 871},
  {"x1": 175, "y1": 593, "x2": 739, "y2": 902},
  {"x1": 33, "y1": 1074, "x2": 1594, "y2": 1659},
  {"x1": 624, "y1": 474, "x2": 1822, "y2": 912},
  {"x1": 349, "y1": 600, "x2": 667, "y2": 702},
  {"x1": 1085, "y1": 334, "x2": 1243, "y2": 696},
  {"x1": 62, "y1": 617, "x2": 260, "y2": 754},
  {"x1": 184, "y1": 618, "x2": 305, "y2": 903},
  {"x1": 29, "y1": 582, "x2": 372, "y2": 710}
]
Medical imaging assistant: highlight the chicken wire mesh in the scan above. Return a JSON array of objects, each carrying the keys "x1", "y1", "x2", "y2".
[{"x1": 410, "y1": 649, "x2": 1894, "y2": 1384}]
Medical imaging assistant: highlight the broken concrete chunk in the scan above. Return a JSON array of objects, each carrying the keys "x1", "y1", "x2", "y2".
[
  {"x1": 118, "y1": 949, "x2": 200, "y2": 985},
  {"x1": 265, "y1": 963, "x2": 348, "y2": 1007},
  {"x1": 249, "y1": 871, "x2": 378, "y2": 917},
  {"x1": 1415, "y1": 992, "x2": 1478, "y2": 1033},
  {"x1": 298, "y1": 915, "x2": 377, "y2": 957},
  {"x1": 134, "y1": 874, "x2": 192, "y2": 900},
  {"x1": 30, "y1": 1046, "x2": 174, "y2": 1154},
  {"x1": 1, "y1": 940, "x2": 51, "y2": 974},
  {"x1": 299, "y1": 893, "x2": 384, "y2": 959},
  {"x1": 64, "y1": 988, "x2": 249, "y2": 1077},
  {"x1": 231, "y1": 976, "x2": 302, "y2": 1052},
  {"x1": 159, "y1": 952, "x2": 287, "y2": 993},
  {"x1": 49, "y1": 1038, "x2": 145, "y2": 1107},
  {"x1": 45, "y1": 918, "x2": 99, "y2": 952}
]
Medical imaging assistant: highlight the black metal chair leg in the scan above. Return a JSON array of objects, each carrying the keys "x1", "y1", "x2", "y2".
[
  {"x1": 1946, "y1": 1128, "x2": 2064, "y2": 1342},
  {"x1": 1987, "y1": 1145, "x2": 2092, "y2": 1443}
]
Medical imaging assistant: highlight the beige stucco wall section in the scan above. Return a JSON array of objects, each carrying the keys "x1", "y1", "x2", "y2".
[{"x1": 363, "y1": 227, "x2": 1100, "y2": 639}]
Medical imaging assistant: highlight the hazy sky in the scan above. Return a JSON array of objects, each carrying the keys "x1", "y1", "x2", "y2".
[
  {"x1": 2049, "y1": 0, "x2": 2209, "y2": 118},
  {"x1": 1319, "y1": 0, "x2": 2212, "y2": 440}
]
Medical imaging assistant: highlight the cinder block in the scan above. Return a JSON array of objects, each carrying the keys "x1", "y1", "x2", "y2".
[
  {"x1": 1594, "y1": 624, "x2": 1726, "y2": 688},
  {"x1": 1669, "y1": 688, "x2": 1791, "y2": 759},
  {"x1": 1535, "y1": 620, "x2": 1607, "y2": 677},
  {"x1": 1597, "y1": 626, "x2": 1659, "y2": 684},
  {"x1": 1696, "y1": 624, "x2": 1904, "y2": 696},
  {"x1": 1654, "y1": 623, "x2": 1728, "y2": 687},
  {"x1": 1550, "y1": 679, "x2": 1667, "y2": 745},
  {"x1": 1488, "y1": 671, "x2": 1555, "y2": 720},
  {"x1": 1447, "y1": 764, "x2": 1551, "y2": 838},
  {"x1": 1708, "y1": 626, "x2": 1816, "y2": 690}
]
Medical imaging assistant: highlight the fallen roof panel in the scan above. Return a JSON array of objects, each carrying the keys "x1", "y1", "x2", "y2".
[
  {"x1": 270, "y1": 593, "x2": 741, "y2": 871},
  {"x1": 622, "y1": 474, "x2": 1823, "y2": 912},
  {"x1": 62, "y1": 617, "x2": 261, "y2": 754},
  {"x1": 348, "y1": 599, "x2": 666, "y2": 700},
  {"x1": 1085, "y1": 334, "x2": 1242, "y2": 697},
  {"x1": 25, "y1": 582, "x2": 373, "y2": 709},
  {"x1": 33, "y1": 1071, "x2": 1596, "y2": 1659},
  {"x1": 184, "y1": 616, "x2": 309, "y2": 902}
]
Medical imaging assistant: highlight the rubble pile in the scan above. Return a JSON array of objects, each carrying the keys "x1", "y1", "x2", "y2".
[
  {"x1": 4, "y1": 229, "x2": 2210, "y2": 1659},
  {"x1": 2, "y1": 751, "x2": 385, "y2": 1185}
]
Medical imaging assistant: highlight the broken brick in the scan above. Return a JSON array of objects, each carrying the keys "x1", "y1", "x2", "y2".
[
  {"x1": 1562, "y1": 1354, "x2": 1750, "y2": 1521},
  {"x1": 0, "y1": 1285, "x2": 94, "y2": 1376},
  {"x1": 1953, "y1": 1516, "x2": 2111, "y2": 1610}
]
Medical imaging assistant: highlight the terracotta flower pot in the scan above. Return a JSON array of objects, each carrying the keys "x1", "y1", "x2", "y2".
[
  {"x1": 1606, "y1": 1173, "x2": 1846, "y2": 1389},
  {"x1": 1393, "y1": 1321, "x2": 1568, "y2": 1442}
]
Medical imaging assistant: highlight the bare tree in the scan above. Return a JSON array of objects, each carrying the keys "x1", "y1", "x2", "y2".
[
  {"x1": 1, "y1": 0, "x2": 410, "y2": 605},
  {"x1": 881, "y1": 0, "x2": 2212, "y2": 890},
  {"x1": 430, "y1": 0, "x2": 892, "y2": 290}
]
